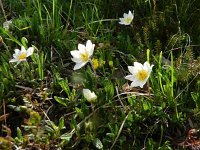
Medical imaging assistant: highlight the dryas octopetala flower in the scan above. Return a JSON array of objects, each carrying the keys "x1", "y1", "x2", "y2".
[
  {"x1": 83, "y1": 89, "x2": 97, "y2": 103},
  {"x1": 70, "y1": 40, "x2": 95, "y2": 70},
  {"x1": 119, "y1": 10, "x2": 134, "y2": 25},
  {"x1": 9, "y1": 46, "x2": 34, "y2": 66},
  {"x1": 125, "y1": 61, "x2": 154, "y2": 88}
]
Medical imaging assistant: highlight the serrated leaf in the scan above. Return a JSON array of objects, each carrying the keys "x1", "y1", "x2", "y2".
[{"x1": 58, "y1": 79, "x2": 70, "y2": 96}]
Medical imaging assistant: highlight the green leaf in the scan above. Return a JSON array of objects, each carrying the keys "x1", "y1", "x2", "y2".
[
  {"x1": 58, "y1": 116, "x2": 65, "y2": 130},
  {"x1": 106, "y1": 133, "x2": 115, "y2": 138},
  {"x1": 58, "y1": 79, "x2": 70, "y2": 96},
  {"x1": 54, "y1": 96, "x2": 68, "y2": 106},
  {"x1": 93, "y1": 138, "x2": 103, "y2": 149},
  {"x1": 21, "y1": 37, "x2": 28, "y2": 48},
  {"x1": 143, "y1": 101, "x2": 152, "y2": 111},
  {"x1": 60, "y1": 132, "x2": 73, "y2": 142},
  {"x1": 75, "y1": 107, "x2": 84, "y2": 119},
  {"x1": 191, "y1": 92, "x2": 200, "y2": 109},
  {"x1": 104, "y1": 79, "x2": 114, "y2": 101},
  {"x1": 16, "y1": 127, "x2": 23, "y2": 140},
  {"x1": 31, "y1": 52, "x2": 46, "y2": 80}
]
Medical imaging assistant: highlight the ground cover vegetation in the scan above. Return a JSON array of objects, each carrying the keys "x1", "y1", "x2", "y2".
[{"x1": 0, "y1": 0, "x2": 200, "y2": 149}]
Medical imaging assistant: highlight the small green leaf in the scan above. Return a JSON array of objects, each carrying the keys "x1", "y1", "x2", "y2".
[
  {"x1": 106, "y1": 133, "x2": 115, "y2": 138},
  {"x1": 191, "y1": 92, "x2": 200, "y2": 109},
  {"x1": 59, "y1": 116, "x2": 65, "y2": 130},
  {"x1": 54, "y1": 96, "x2": 67, "y2": 106},
  {"x1": 21, "y1": 37, "x2": 28, "y2": 48},
  {"x1": 58, "y1": 79, "x2": 70, "y2": 96},
  {"x1": 17, "y1": 127, "x2": 23, "y2": 140},
  {"x1": 104, "y1": 79, "x2": 114, "y2": 101},
  {"x1": 75, "y1": 107, "x2": 84, "y2": 119},
  {"x1": 60, "y1": 132, "x2": 73, "y2": 142},
  {"x1": 143, "y1": 101, "x2": 151, "y2": 111}
]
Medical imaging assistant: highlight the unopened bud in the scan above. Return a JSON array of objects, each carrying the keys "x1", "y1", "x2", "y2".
[{"x1": 109, "y1": 61, "x2": 113, "y2": 68}]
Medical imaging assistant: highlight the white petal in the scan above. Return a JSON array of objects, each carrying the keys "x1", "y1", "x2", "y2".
[
  {"x1": 86, "y1": 40, "x2": 92, "y2": 49},
  {"x1": 144, "y1": 61, "x2": 151, "y2": 70},
  {"x1": 14, "y1": 49, "x2": 20, "y2": 55},
  {"x1": 138, "y1": 77, "x2": 149, "y2": 88},
  {"x1": 26, "y1": 47, "x2": 34, "y2": 57},
  {"x1": 9, "y1": 59, "x2": 18, "y2": 63},
  {"x1": 128, "y1": 66, "x2": 137, "y2": 75},
  {"x1": 83, "y1": 89, "x2": 97, "y2": 102},
  {"x1": 128, "y1": 11, "x2": 134, "y2": 19},
  {"x1": 119, "y1": 18, "x2": 124, "y2": 21},
  {"x1": 71, "y1": 50, "x2": 81, "y2": 59},
  {"x1": 73, "y1": 62, "x2": 87, "y2": 70},
  {"x1": 130, "y1": 80, "x2": 139, "y2": 87},
  {"x1": 130, "y1": 80, "x2": 145, "y2": 88},
  {"x1": 128, "y1": 10, "x2": 134, "y2": 16},
  {"x1": 71, "y1": 57, "x2": 82, "y2": 63},
  {"x1": 21, "y1": 46, "x2": 27, "y2": 53},
  {"x1": 125, "y1": 75, "x2": 136, "y2": 82},
  {"x1": 78, "y1": 44, "x2": 86, "y2": 53},
  {"x1": 90, "y1": 92, "x2": 97, "y2": 99},
  {"x1": 134, "y1": 62, "x2": 143, "y2": 69},
  {"x1": 12, "y1": 54, "x2": 17, "y2": 59},
  {"x1": 144, "y1": 62, "x2": 153, "y2": 77},
  {"x1": 123, "y1": 13, "x2": 128, "y2": 18},
  {"x1": 145, "y1": 62, "x2": 154, "y2": 70},
  {"x1": 86, "y1": 40, "x2": 95, "y2": 56},
  {"x1": 119, "y1": 18, "x2": 125, "y2": 24},
  {"x1": 83, "y1": 89, "x2": 90, "y2": 99},
  {"x1": 139, "y1": 82, "x2": 145, "y2": 88}
]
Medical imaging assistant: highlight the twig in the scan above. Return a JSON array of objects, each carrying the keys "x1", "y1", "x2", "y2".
[
  {"x1": 15, "y1": 84, "x2": 33, "y2": 92},
  {"x1": 113, "y1": 91, "x2": 153, "y2": 100},
  {"x1": 76, "y1": 19, "x2": 119, "y2": 30},
  {"x1": 115, "y1": 86, "x2": 125, "y2": 109},
  {"x1": 3, "y1": 99, "x2": 7, "y2": 125},
  {"x1": 0, "y1": 0, "x2": 7, "y2": 21},
  {"x1": 110, "y1": 111, "x2": 132, "y2": 150},
  {"x1": 175, "y1": 71, "x2": 199, "y2": 100}
]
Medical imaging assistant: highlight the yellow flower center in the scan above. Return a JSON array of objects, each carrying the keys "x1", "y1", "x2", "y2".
[
  {"x1": 80, "y1": 51, "x2": 89, "y2": 62},
  {"x1": 18, "y1": 52, "x2": 27, "y2": 60},
  {"x1": 136, "y1": 70, "x2": 148, "y2": 81},
  {"x1": 125, "y1": 17, "x2": 132, "y2": 24}
]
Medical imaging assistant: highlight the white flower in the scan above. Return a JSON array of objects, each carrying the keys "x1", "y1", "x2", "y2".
[
  {"x1": 119, "y1": 10, "x2": 134, "y2": 25},
  {"x1": 3, "y1": 20, "x2": 12, "y2": 30},
  {"x1": 9, "y1": 46, "x2": 34, "y2": 66},
  {"x1": 83, "y1": 89, "x2": 97, "y2": 103},
  {"x1": 70, "y1": 40, "x2": 95, "y2": 70},
  {"x1": 125, "y1": 61, "x2": 154, "y2": 88}
]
